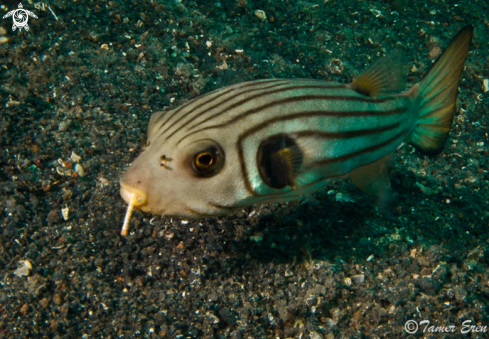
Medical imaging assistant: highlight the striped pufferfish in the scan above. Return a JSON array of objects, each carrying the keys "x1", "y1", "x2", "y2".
[{"x1": 120, "y1": 26, "x2": 473, "y2": 236}]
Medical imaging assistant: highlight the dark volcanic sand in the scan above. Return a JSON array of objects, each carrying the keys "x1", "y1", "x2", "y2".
[{"x1": 0, "y1": 0, "x2": 488, "y2": 338}]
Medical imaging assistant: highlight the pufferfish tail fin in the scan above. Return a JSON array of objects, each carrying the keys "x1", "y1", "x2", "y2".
[{"x1": 408, "y1": 25, "x2": 473, "y2": 156}]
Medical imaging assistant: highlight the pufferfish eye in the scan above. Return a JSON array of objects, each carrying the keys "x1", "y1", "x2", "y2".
[{"x1": 189, "y1": 141, "x2": 225, "y2": 177}]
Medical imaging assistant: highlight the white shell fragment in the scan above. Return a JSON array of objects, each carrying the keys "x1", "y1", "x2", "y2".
[
  {"x1": 483, "y1": 79, "x2": 488, "y2": 93},
  {"x1": 255, "y1": 10, "x2": 267, "y2": 22},
  {"x1": 74, "y1": 163, "x2": 85, "y2": 177},
  {"x1": 70, "y1": 151, "x2": 82, "y2": 163},
  {"x1": 23, "y1": 260, "x2": 33, "y2": 270},
  {"x1": 351, "y1": 274, "x2": 365, "y2": 286},
  {"x1": 61, "y1": 205, "x2": 69, "y2": 221},
  {"x1": 14, "y1": 266, "x2": 30, "y2": 277},
  {"x1": 98, "y1": 177, "x2": 110, "y2": 186},
  {"x1": 58, "y1": 119, "x2": 71, "y2": 131},
  {"x1": 14, "y1": 260, "x2": 32, "y2": 277},
  {"x1": 216, "y1": 60, "x2": 228, "y2": 70},
  {"x1": 56, "y1": 166, "x2": 72, "y2": 176},
  {"x1": 121, "y1": 193, "x2": 136, "y2": 236}
]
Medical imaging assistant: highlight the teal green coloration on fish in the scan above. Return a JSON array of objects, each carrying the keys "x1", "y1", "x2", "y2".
[{"x1": 119, "y1": 26, "x2": 473, "y2": 235}]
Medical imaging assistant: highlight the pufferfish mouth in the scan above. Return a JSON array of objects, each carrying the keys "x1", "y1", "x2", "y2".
[{"x1": 120, "y1": 182, "x2": 147, "y2": 207}]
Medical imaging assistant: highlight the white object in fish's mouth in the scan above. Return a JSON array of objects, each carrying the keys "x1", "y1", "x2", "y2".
[{"x1": 121, "y1": 193, "x2": 136, "y2": 236}]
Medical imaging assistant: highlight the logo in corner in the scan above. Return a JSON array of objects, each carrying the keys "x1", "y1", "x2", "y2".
[{"x1": 3, "y1": 3, "x2": 38, "y2": 32}]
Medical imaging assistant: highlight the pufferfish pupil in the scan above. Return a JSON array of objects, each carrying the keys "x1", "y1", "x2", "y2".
[
  {"x1": 196, "y1": 152, "x2": 213, "y2": 166},
  {"x1": 257, "y1": 134, "x2": 303, "y2": 189}
]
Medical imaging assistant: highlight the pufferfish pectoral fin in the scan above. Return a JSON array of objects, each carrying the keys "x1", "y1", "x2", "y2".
[
  {"x1": 257, "y1": 133, "x2": 319, "y2": 204},
  {"x1": 349, "y1": 154, "x2": 392, "y2": 198}
]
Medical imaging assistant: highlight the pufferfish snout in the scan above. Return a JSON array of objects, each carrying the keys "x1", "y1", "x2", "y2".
[
  {"x1": 120, "y1": 147, "x2": 175, "y2": 215},
  {"x1": 119, "y1": 152, "x2": 152, "y2": 236},
  {"x1": 120, "y1": 132, "x2": 235, "y2": 235}
]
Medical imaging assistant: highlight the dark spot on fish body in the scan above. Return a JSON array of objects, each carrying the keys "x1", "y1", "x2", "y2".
[{"x1": 257, "y1": 134, "x2": 303, "y2": 189}]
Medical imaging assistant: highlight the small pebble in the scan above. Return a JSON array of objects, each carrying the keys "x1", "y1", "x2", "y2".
[
  {"x1": 20, "y1": 304, "x2": 29, "y2": 315},
  {"x1": 75, "y1": 163, "x2": 85, "y2": 177},
  {"x1": 70, "y1": 151, "x2": 82, "y2": 162},
  {"x1": 53, "y1": 294, "x2": 62, "y2": 305},
  {"x1": 61, "y1": 206, "x2": 69, "y2": 221},
  {"x1": 98, "y1": 177, "x2": 110, "y2": 186},
  {"x1": 351, "y1": 274, "x2": 365, "y2": 286},
  {"x1": 40, "y1": 298, "x2": 49, "y2": 308},
  {"x1": 58, "y1": 119, "x2": 71, "y2": 132},
  {"x1": 309, "y1": 332, "x2": 323, "y2": 339},
  {"x1": 14, "y1": 261, "x2": 31, "y2": 277},
  {"x1": 255, "y1": 10, "x2": 267, "y2": 22},
  {"x1": 23, "y1": 260, "x2": 33, "y2": 270},
  {"x1": 335, "y1": 192, "x2": 354, "y2": 202}
]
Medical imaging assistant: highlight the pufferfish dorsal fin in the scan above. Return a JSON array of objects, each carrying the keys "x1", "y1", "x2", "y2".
[
  {"x1": 349, "y1": 154, "x2": 392, "y2": 197},
  {"x1": 350, "y1": 50, "x2": 409, "y2": 97}
]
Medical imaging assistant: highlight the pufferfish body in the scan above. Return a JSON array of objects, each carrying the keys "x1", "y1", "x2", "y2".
[{"x1": 120, "y1": 26, "x2": 473, "y2": 236}]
